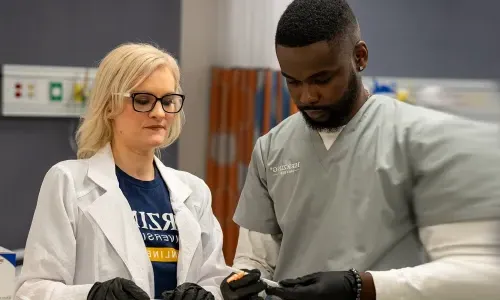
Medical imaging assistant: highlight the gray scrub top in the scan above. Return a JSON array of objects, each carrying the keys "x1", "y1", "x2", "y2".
[{"x1": 233, "y1": 95, "x2": 500, "y2": 281}]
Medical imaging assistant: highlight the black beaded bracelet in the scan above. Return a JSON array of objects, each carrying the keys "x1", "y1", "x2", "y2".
[{"x1": 349, "y1": 268, "x2": 362, "y2": 300}]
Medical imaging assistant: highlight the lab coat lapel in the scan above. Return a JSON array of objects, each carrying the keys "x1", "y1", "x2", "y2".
[
  {"x1": 86, "y1": 144, "x2": 153, "y2": 295},
  {"x1": 154, "y1": 157, "x2": 201, "y2": 284}
]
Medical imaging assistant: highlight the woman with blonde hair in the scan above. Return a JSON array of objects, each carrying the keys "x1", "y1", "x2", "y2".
[{"x1": 15, "y1": 43, "x2": 230, "y2": 300}]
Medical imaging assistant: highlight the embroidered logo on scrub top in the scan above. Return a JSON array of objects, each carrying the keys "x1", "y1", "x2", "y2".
[{"x1": 270, "y1": 162, "x2": 301, "y2": 176}]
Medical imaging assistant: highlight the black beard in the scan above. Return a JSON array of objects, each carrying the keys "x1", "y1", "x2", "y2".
[{"x1": 299, "y1": 70, "x2": 359, "y2": 132}]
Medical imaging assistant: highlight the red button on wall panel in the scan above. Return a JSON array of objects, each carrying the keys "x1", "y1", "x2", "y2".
[{"x1": 15, "y1": 82, "x2": 23, "y2": 98}]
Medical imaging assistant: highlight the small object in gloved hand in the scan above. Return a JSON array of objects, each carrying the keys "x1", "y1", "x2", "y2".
[
  {"x1": 162, "y1": 282, "x2": 214, "y2": 300},
  {"x1": 87, "y1": 277, "x2": 150, "y2": 300},
  {"x1": 227, "y1": 271, "x2": 246, "y2": 283},
  {"x1": 228, "y1": 267, "x2": 281, "y2": 288},
  {"x1": 221, "y1": 269, "x2": 266, "y2": 300}
]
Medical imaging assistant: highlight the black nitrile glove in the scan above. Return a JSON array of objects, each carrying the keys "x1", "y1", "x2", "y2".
[
  {"x1": 220, "y1": 269, "x2": 266, "y2": 300},
  {"x1": 265, "y1": 271, "x2": 357, "y2": 300},
  {"x1": 162, "y1": 282, "x2": 214, "y2": 300},
  {"x1": 87, "y1": 277, "x2": 150, "y2": 300}
]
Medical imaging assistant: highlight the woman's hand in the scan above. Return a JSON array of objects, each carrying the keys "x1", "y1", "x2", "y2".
[
  {"x1": 87, "y1": 277, "x2": 150, "y2": 300},
  {"x1": 162, "y1": 282, "x2": 215, "y2": 300}
]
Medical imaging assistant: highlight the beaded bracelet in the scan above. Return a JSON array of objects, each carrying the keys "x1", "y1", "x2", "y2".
[{"x1": 349, "y1": 268, "x2": 362, "y2": 300}]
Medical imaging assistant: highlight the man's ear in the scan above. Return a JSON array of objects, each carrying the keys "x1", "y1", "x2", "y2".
[{"x1": 353, "y1": 41, "x2": 368, "y2": 72}]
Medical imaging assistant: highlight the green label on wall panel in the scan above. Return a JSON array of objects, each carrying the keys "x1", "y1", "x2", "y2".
[{"x1": 49, "y1": 82, "x2": 63, "y2": 101}]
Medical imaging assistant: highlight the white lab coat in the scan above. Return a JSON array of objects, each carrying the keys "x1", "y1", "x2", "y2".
[{"x1": 15, "y1": 144, "x2": 231, "y2": 300}]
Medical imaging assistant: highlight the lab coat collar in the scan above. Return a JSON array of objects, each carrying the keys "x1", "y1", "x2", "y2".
[
  {"x1": 86, "y1": 143, "x2": 199, "y2": 290},
  {"x1": 154, "y1": 157, "x2": 201, "y2": 283},
  {"x1": 87, "y1": 143, "x2": 119, "y2": 191},
  {"x1": 87, "y1": 143, "x2": 192, "y2": 204},
  {"x1": 154, "y1": 156, "x2": 192, "y2": 205}
]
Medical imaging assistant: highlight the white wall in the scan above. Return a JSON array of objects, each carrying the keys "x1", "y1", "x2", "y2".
[
  {"x1": 178, "y1": 0, "x2": 292, "y2": 178},
  {"x1": 178, "y1": 0, "x2": 217, "y2": 178}
]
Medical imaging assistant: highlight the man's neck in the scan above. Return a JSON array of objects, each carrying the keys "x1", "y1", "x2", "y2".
[
  {"x1": 349, "y1": 87, "x2": 371, "y2": 120},
  {"x1": 111, "y1": 141, "x2": 155, "y2": 181}
]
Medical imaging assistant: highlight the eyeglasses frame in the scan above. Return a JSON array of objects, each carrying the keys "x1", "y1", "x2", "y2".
[{"x1": 115, "y1": 92, "x2": 185, "y2": 113}]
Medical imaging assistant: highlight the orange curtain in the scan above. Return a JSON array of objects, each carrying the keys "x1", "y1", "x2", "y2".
[{"x1": 206, "y1": 67, "x2": 298, "y2": 264}]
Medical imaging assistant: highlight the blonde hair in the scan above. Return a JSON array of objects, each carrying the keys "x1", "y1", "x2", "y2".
[{"x1": 76, "y1": 43, "x2": 184, "y2": 159}]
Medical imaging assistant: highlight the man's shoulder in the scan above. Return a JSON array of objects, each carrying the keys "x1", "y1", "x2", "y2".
[
  {"x1": 372, "y1": 95, "x2": 476, "y2": 132},
  {"x1": 257, "y1": 113, "x2": 305, "y2": 147},
  {"x1": 389, "y1": 97, "x2": 497, "y2": 139}
]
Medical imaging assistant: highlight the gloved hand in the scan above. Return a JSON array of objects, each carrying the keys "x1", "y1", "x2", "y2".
[
  {"x1": 87, "y1": 277, "x2": 150, "y2": 300},
  {"x1": 162, "y1": 282, "x2": 214, "y2": 300},
  {"x1": 220, "y1": 269, "x2": 267, "y2": 300},
  {"x1": 265, "y1": 270, "x2": 359, "y2": 300}
]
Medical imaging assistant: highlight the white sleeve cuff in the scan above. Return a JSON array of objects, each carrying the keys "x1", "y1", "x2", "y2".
[
  {"x1": 368, "y1": 269, "x2": 408, "y2": 300},
  {"x1": 367, "y1": 221, "x2": 500, "y2": 300},
  {"x1": 232, "y1": 228, "x2": 281, "y2": 279}
]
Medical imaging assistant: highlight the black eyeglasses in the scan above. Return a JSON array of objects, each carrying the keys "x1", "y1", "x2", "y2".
[{"x1": 119, "y1": 92, "x2": 185, "y2": 113}]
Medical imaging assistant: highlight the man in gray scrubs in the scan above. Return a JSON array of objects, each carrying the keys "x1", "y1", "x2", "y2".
[{"x1": 219, "y1": 0, "x2": 500, "y2": 300}]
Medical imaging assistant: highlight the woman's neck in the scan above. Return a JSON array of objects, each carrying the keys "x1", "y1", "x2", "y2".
[{"x1": 111, "y1": 141, "x2": 155, "y2": 181}]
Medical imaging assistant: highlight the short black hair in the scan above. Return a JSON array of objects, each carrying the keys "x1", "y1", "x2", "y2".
[{"x1": 275, "y1": 0, "x2": 358, "y2": 47}]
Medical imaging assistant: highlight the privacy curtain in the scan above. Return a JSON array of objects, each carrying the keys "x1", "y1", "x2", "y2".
[{"x1": 206, "y1": 67, "x2": 298, "y2": 264}]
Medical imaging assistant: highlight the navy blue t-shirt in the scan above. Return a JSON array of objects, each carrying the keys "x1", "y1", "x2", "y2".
[{"x1": 116, "y1": 164, "x2": 179, "y2": 299}]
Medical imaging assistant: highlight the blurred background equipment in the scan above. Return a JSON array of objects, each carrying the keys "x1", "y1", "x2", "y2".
[
  {"x1": 1, "y1": 64, "x2": 94, "y2": 117},
  {"x1": 414, "y1": 84, "x2": 500, "y2": 123},
  {"x1": 363, "y1": 76, "x2": 500, "y2": 124}
]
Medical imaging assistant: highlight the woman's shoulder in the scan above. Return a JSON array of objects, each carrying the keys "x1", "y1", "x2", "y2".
[
  {"x1": 43, "y1": 158, "x2": 91, "y2": 188},
  {"x1": 47, "y1": 158, "x2": 89, "y2": 175}
]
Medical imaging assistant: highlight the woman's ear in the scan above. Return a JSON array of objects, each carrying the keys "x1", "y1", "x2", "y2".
[
  {"x1": 105, "y1": 108, "x2": 116, "y2": 121},
  {"x1": 105, "y1": 101, "x2": 115, "y2": 119}
]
